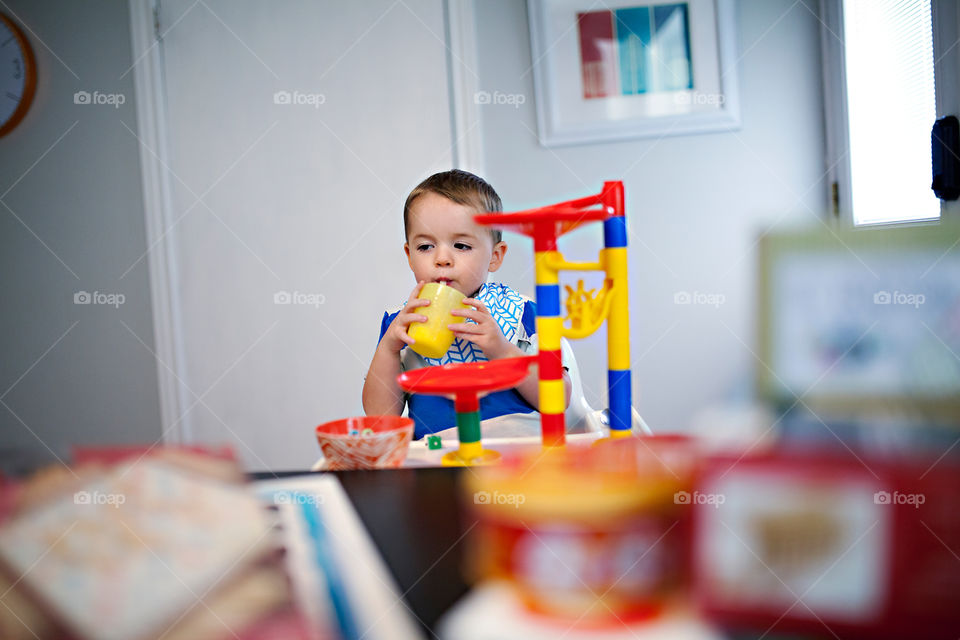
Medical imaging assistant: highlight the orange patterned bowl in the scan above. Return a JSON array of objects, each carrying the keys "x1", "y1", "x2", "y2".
[{"x1": 314, "y1": 416, "x2": 414, "y2": 470}]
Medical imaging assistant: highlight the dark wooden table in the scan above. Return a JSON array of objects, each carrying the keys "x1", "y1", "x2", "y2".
[
  {"x1": 332, "y1": 467, "x2": 471, "y2": 635},
  {"x1": 257, "y1": 467, "x2": 472, "y2": 635},
  {"x1": 259, "y1": 468, "x2": 822, "y2": 640}
]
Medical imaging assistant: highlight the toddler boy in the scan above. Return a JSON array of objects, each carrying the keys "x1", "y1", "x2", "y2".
[{"x1": 361, "y1": 170, "x2": 570, "y2": 438}]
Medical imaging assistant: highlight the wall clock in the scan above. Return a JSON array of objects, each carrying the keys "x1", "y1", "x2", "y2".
[{"x1": 0, "y1": 13, "x2": 37, "y2": 137}]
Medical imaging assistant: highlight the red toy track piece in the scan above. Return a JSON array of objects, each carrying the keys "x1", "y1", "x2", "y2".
[
  {"x1": 475, "y1": 207, "x2": 608, "y2": 244},
  {"x1": 397, "y1": 356, "x2": 537, "y2": 397},
  {"x1": 397, "y1": 356, "x2": 538, "y2": 466}
]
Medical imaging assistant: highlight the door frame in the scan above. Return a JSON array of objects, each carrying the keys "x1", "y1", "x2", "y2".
[{"x1": 128, "y1": 0, "x2": 192, "y2": 444}]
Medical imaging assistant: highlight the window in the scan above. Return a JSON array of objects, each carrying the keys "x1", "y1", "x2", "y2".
[{"x1": 822, "y1": 0, "x2": 949, "y2": 226}]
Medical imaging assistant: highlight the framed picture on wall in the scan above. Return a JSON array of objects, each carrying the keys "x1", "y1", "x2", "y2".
[
  {"x1": 527, "y1": 0, "x2": 741, "y2": 146},
  {"x1": 756, "y1": 226, "x2": 960, "y2": 422}
]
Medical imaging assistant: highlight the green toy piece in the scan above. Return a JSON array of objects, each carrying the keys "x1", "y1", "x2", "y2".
[{"x1": 427, "y1": 435, "x2": 442, "y2": 450}]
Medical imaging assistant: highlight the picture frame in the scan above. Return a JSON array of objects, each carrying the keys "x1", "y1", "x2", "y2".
[
  {"x1": 527, "y1": 0, "x2": 741, "y2": 146},
  {"x1": 756, "y1": 225, "x2": 960, "y2": 422}
]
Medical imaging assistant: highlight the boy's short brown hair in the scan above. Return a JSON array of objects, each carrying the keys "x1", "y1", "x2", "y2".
[{"x1": 403, "y1": 170, "x2": 503, "y2": 244}]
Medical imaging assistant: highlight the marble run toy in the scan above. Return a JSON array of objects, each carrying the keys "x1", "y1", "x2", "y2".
[
  {"x1": 476, "y1": 181, "x2": 632, "y2": 447},
  {"x1": 397, "y1": 356, "x2": 538, "y2": 466}
]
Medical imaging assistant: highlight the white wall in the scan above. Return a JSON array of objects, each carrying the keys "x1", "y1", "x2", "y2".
[
  {"x1": 156, "y1": 0, "x2": 455, "y2": 470},
  {"x1": 0, "y1": 0, "x2": 161, "y2": 475},
  {"x1": 472, "y1": 0, "x2": 828, "y2": 432}
]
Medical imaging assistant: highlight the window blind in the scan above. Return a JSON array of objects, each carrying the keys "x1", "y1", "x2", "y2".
[{"x1": 844, "y1": 0, "x2": 939, "y2": 225}]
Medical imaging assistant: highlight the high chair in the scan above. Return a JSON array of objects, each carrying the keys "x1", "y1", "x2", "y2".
[{"x1": 561, "y1": 337, "x2": 653, "y2": 436}]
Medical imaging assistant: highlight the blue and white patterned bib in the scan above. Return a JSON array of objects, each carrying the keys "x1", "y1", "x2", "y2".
[{"x1": 421, "y1": 282, "x2": 528, "y2": 366}]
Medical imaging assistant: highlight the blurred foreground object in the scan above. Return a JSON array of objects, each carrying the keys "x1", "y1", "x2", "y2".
[
  {"x1": 450, "y1": 437, "x2": 959, "y2": 639},
  {"x1": 0, "y1": 449, "x2": 324, "y2": 640},
  {"x1": 463, "y1": 437, "x2": 697, "y2": 626},
  {"x1": 693, "y1": 449, "x2": 960, "y2": 638}
]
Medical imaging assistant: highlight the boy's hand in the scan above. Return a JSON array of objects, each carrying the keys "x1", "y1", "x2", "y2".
[
  {"x1": 380, "y1": 281, "x2": 430, "y2": 354},
  {"x1": 449, "y1": 298, "x2": 519, "y2": 360}
]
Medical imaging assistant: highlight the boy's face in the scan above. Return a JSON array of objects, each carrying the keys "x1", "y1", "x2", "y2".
[{"x1": 404, "y1": 191, "x2": 506, "y2": 297}]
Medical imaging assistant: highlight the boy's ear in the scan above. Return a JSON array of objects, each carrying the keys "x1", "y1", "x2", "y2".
[
  {"x1": 488, "y1": 241, "x2": 507, "y2": 273},
  {"x1": 404, "y1": 242, "x2": 418, "y2": 271}
]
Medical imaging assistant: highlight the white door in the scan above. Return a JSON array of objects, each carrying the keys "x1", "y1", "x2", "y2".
[{"x1": 155, "y1": 0, "x2": 454, "y2": 470}]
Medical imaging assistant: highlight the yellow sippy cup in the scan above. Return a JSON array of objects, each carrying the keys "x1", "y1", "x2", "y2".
[{"x1": 407, "y1": 282, "x2": 469, "y2": 359}]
